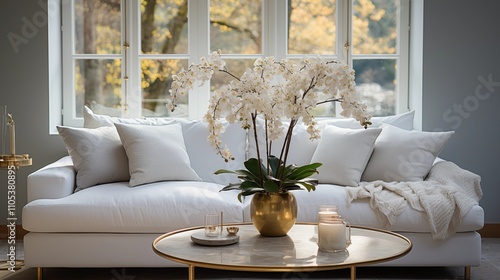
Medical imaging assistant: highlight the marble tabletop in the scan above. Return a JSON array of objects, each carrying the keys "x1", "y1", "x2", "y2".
[{"x1": 153, "y1": 223, "x2": 412, "y2": 273}]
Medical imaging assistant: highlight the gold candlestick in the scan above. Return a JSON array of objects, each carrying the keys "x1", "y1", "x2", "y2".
[{"x1": 0, "y1": 112, "x2": 31, "y2": 169}]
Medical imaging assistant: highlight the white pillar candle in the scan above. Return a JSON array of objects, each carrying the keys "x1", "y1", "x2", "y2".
[
  {"x1": 318, "y1": 222, "x2": 347, "y2": 252},
  {"x1": 8, "y1": 114, "x2": 15, "y2": 155}
]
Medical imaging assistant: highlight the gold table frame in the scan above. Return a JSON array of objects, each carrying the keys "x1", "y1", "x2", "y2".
[{"x1": 153, "y1": 223, "x2": 412, "y2": 280}]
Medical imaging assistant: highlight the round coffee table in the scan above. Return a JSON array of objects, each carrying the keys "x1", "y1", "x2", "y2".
[{"x1": 153, "y1": 223, "x2": 411, "y2": 280}]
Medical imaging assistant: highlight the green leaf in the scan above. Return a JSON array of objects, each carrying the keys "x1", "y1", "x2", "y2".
[
  {"x1": 281, "y1": 185, "x2": 302, "y2": 191},
  {"x1": 215, "y1": 167, "x2": 261, "y2": 183},
  {"x1": 219, "y1": 183, "x2": 242, "y2": 192},
  {"x1": 240, "y1": 190, "x2": 259, "y2": 197},
  {"x1": 244, "y1": 158, "x2": 262, "y2": 177},
  {"x1": 295, "y1": 180, "x2": 318, "y2": 192},
  {"x1": 218, "y1": 157, "x2": 320, "y2": 199},
  {"x1": 263, "y1": 179, "x2": 280, "y2": 193},
  {"x1": 267, "y1": 155, "x2": 281, "y2": 177},
  {"x1": 288, "y1": 162, "x2": 322, "y2": 180},
  {"x1": 240, "y1": 180, "x2": 264, "y2": 191},
  {"x1": 280, "y1": 163, "x2": 297, "y2": 179},
  {"x1": 233, "y1": 169, "x2": 261, "y2": 182},
  {"x1": 214, "y1": 169, "x2": 239, "y2": 175}
]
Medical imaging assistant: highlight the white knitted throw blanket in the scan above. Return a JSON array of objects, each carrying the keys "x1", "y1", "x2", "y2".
[{"x1": 346, "y1": 161, "x2": 483, "y2": 240}]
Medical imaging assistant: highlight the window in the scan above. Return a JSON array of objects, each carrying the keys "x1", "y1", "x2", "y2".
[
  {"x1": 61, "y1": 0, "x2": 409, "y2": 126},
  {"x1": 351, "y1": 0, "x2": 408, "y2": 117}
]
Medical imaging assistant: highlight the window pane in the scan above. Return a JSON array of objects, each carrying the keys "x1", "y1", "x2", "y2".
[
  {"x1": 141, "y1": 0, "x2": 188, "y2": 54},
  {"x1": 141, "y1": 59, "x2": 188, "y2": 117},
  {"x1": 75, "y1": 59, "x2": 122, "y2": 117},
  {"x1": 210, "y1": 0, "x2": 262, "y2": 54},
  {"x1": 353, "y1": 59, "x2": 396, "y2": 116},
  {"x1": 210, "y1": 59, "x2": 255, "y2": 92},
  {"x1": 74, "y1": 0, "x2": 121, "y2": 54},
  {"x1": 288, "y1": 0, "x2": 336, "y2": 55},
  {"x1": 352, "y1": 0, "x2": 398, "y2": 55}
]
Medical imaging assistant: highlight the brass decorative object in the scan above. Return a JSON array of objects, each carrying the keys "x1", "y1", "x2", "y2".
[
  {"x1": 0, "y1": 112, "x2": 32, "y2": 168},
  {"x1": 250, "y1": 192, "x2": 297, "y2": 237},
  {"x1": 1, "y1": 111, "x2": 31, "y2": 167},
  {"x1": 226, "y1": 226, "x2": 239, "y2": 235},
  {"x1": 0, "y1": 154, "x2": 32, "y2": 169},
  {"x1": 0, "y1": 109, "x2": 32, "y2": 272}
]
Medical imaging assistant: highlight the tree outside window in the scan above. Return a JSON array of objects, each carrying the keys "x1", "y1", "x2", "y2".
[{"x1": 64, "y1": 0, "x2": 407, "y2": 124}]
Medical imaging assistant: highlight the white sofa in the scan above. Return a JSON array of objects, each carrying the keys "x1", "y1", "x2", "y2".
[{"x1": 22, "y1": 109, "x2": 483, "y2": 279}]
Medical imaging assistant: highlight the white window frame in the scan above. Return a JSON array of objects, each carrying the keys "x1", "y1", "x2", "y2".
[
  {"x1": 48, "y1": 0, "x2": 63, "y2": 134},
  {"x1": 57, "y1": 0, "x2": 410, "y2": 128},
  {"x1": 343, "y1": 0, "x2": 410, "y2": 115}
]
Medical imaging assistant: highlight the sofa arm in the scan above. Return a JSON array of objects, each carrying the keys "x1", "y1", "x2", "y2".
[{"x1": 27, "y1": 156, "x2": 76, "y2": 202}]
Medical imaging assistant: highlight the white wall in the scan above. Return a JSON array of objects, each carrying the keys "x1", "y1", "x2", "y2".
[{"x1": 0, "y1": 0, "x2": 67, "y2": 223}]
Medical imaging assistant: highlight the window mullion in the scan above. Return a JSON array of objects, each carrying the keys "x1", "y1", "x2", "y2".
[
  {"x1": 335, "y1": 0, "x2": 351, "y2": 117},
  {"x1": 188, "y1": 0, "x2": 210, "y2": 120},
  {"x1": 62, "y1": 0, "x2": 79, "y2": 126},
  {"x1": 48, "y1": 0, "x2": 63, "y2": 133},
  {"x1": 398, "y1": 0, "x2": 411, "y2": 113},
  {"x1": 126, "y1": 0, "x2": 141, "y2": 118},
  {"x1": 337, "y1": 0, "x2": 350, "y2": 64},
  {"x1": 275, "y1": 0, "x2": 287, "y2": 59},
  {"x1": 263, "y1": 0, "x2": 283, "y2": 58}
]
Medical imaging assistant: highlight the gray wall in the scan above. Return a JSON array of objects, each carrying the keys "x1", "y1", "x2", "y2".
[
  {"x1": 0, "y1": 0, "x2": 498, "y2": 225},
  {"x1": 422, "y1": 0, "x2": 500, "y2": 223},
  {"x1": 0, "y1": 0, "x2": 67, "y2": 224}
]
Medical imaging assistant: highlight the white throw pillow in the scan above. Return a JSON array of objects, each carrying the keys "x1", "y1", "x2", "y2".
[
  {"x1": 361, "y1": 124, "x2": 455, "y2": 182},
  {"x1": 173, "y1": 119, "x2": 247, "y2": 185},
  {"x1": 57, "y1": 126, "x2": 130, "y2": 191},
  {"x1": 311, "y1": 126, "x2": 382, "y2": 186},
  {"x1": 114, "y1": 123, "x2": 201, "y2": 187},
  {"x1": 320, "y1": 110, "x2": 415, "y2": 130}
]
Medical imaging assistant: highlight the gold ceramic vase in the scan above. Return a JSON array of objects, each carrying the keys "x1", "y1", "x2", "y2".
[{"x1": 250, "y1": 192, "x2": 298, "y2": 237}]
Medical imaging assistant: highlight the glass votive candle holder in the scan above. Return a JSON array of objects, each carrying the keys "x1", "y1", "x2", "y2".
[
  {"x1": 317, "y1": 205, "x2": 338, "y2": 222},
  {"x1": 317, "y1": 205, "x2": 351, "y2": 252},
  {"x1": 205, "y1": 213, "x2": 220, "y2": 237}
]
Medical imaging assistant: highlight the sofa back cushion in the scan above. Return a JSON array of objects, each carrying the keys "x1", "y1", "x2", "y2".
[
  {"x1": 320, "y1": 110, "x2": 415, "y2": 130},
  {"x1": 83, "y1": 106, "x2": 246, "y2": 185},
  {"x1": 248, "y1": 111, "x2": 415, "y2": 168}
]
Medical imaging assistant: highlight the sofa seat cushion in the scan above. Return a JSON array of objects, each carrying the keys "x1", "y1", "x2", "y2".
[
  {"x1": 242, "y1": 185, "x2": 484, "y2": 233},
  {"x1": 23, "y1": 181, "x2": 243, "y2": 233}
]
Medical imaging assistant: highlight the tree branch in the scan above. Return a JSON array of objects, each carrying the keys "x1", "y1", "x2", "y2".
[{"x1": 211, "y1": 20, "x2": 260, "y2": 50}]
